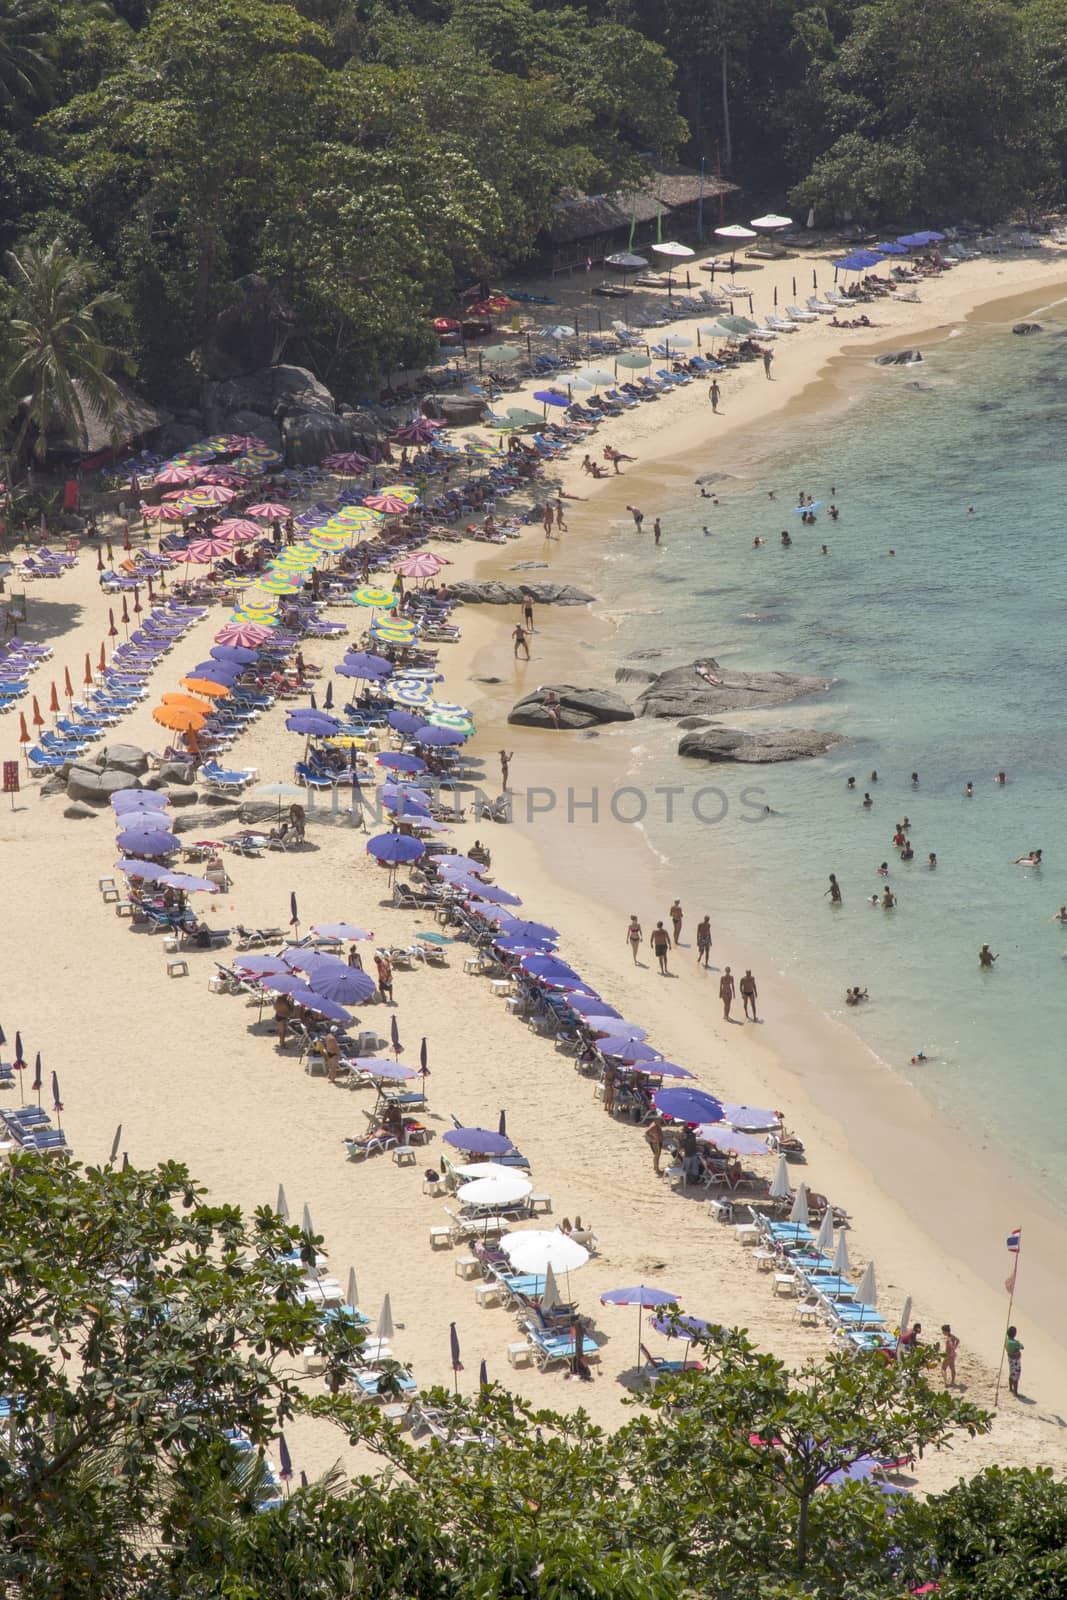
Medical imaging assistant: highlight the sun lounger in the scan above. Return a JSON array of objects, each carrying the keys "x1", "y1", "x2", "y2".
[
  {"x1": 786, "y1": 304, "x2": 818, "y2": 322},
  {"x1": 806, "y1": 294, "x2": 835, "y2": 315}
]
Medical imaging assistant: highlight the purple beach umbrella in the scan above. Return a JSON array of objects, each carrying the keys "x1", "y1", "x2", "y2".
[
  {"x1": 111, "y1": 790, "x2": 169, "y2": 812},
  {"x1": 210, "y1": 644, "x2": 259, "y2": 665},
  {"x1": 278, "y1": 1433, "x2": 293, "y2": 1482},
  {"x1": 114, "y1": 859, "x2": 171, "y2": 881},
  {"x1": 413, "y1": 724, "x2": 467, "y2": 746},
  {"x1": 653, "y1": 1087, "x2": 724, "y2": 1125},
  {"x1": 286, "y1": 710, "x2": 341, "y2": 736},
  {"x1": 435, "y1": 856, "x2": 488, "y2": 878},
  {"x1": 387, "y1": 709, "x2": 424, "y2": 735},
  {"x1": 460, "y1": 880, "x2": 522, "y2": 907},
  {"x1": 449, "y1": 1321, "x2": 462, "y2": 1391},
  {"x1": 390, "y1": 1015, "x2": 401, "y2": 1056},
  {"x1": 595, "y1": 1038, "x2": 663, "y2": 1064},
  {"x1": 288, "y1": 988, "x2": 352, "y2": 1024},
  {"x1": 308, "y1": 963, "x2": 377, "y2": 1005},
  {"x1": 376, "y1": 753, "x2": 427, "y2": 774},
  {"x1": 443, "y1": 1127, "x2": 514, "y2": 1155},
  {"x1": 311, "y1": 923, "x2": 373, "y2": 942},
  {"x1": 351, "y1": 1059, "x2": 418, "y2": 1080},
  {"x1": 51, "y1": 1070, "x2": 63, "y2": 1125},
  {"x1": 585, "y1": 1020, "x2": 647, "y2": 1041},
  {"x1": 367, "y1": 833, "x2": 425, "y2": 864},
  {"x1": 601, "y1": 1284, "x2": 681, "y2": 1367},
  {"x1": 115, "y1": 828, "x2": 180, "y2": 854},
  {"x1": 32, "y1": 1052, "x2": 42, "y2": 1105},
  {"x1": 344, "y1": 652, "x2": 393, "y2": 679}
]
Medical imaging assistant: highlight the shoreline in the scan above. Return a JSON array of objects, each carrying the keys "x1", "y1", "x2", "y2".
[
  {"x1": 439, "y1": 253, "x2": 1067, "y2": 1416},
  {"x1": 4, "y1": 248, "x2": 1067, "y2": 1485}
]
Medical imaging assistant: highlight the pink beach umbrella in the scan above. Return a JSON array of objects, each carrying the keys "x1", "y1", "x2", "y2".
[
  {"x1": 156, "y1": 502, "x2": 197, "y2": 521},
  {"x1": 322, "y1": 452, "x2": 372, "y2": 473},
  {"x1": 186, "y1": 536, "x2": 237, "y2": 562},
  {"x1": 198, "y1": 468, "x2": 248, "y2": 487},
  {"x1": 396, "y1": 553, "x2": 446, "y2": 578},
  {"x1": 215, "y1": 620, "x2": 273, "y2": 647},
  {"x1": 393, "y1": 419, "x2": 443, "y2": 444},
  {"x1": 154, "y1": 463, "x2": 201, "y2": 486},
  {"x1": 213, "y1": 518, "x2": 262, "y2": 541},
  {"x1": 245, "y1": 502, "x2": 292, "y2": 520},
  {"x1": 364, "y1": 492, "x2": 416, "y2": 515},
  {"x1": 183, "y1": 484, "x2": 237, "y2": 506}
]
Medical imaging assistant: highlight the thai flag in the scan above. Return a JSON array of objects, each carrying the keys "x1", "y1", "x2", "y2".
[{"x1": 1006, "y1": 1228, "x2": 1021, "y2": 1253}]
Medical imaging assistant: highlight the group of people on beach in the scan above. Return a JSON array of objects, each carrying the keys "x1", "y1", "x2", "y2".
[{"x1": 624, "y1": 908, "x2": 759, "y2": 1020}]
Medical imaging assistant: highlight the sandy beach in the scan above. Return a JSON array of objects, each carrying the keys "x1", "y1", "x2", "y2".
[{"x1": 5, "y1": 242, "x2": 1067, "y2": 1489}]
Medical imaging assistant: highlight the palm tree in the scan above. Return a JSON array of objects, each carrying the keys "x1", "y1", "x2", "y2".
[
  {"x1": 0, "y1": 0, "x2": 54, "y2": 109},
  {"x1": 4, "y1": 240, "x2": 130, "y2": 468}
]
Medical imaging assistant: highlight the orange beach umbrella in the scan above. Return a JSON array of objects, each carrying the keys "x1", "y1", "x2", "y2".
[
  {"x1": 153, "y1": 703, "x2": 208, "y2": 732},
  {"x1": 31, "y1": 696, "x2": 44, "y2": 728},
  {"x1": 49, "y1": 682, "x2": 60, "y2": 715},
  {"x1": 179, "y1": 677, "x2": 230, "y2": 699},
  {"x1": 64, "y1": 667, "x2": 74, "y2": 700},
  {"x1": 84, "y1": 654, "x2": 93, "y2": 686},
  {"x1": 18, "y1": 713, "x2": 30, "y2": 745}
]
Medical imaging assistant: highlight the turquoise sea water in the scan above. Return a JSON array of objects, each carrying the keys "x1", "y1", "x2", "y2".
[{"x1": 593, "y1": 308, "x2": 1067, "y2": 1195}]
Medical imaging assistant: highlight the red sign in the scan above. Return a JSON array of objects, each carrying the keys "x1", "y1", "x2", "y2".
[{"x1": 3, "y1": 761, "x2": 19, "y2": 794}]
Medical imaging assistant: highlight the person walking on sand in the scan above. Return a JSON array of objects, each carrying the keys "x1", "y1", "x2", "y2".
[
  {"x1": 542, "y1": 503, "x2": 554, "y2": 537},
  {"x1": 709, "y1": 380, "x2": 721, "y2": 413},
  {"x1": 374, "y1": 952, "x2": 394, "y2": 1004},
  {"x1": 645, "y1": 1115, "x2": 665, "y2": 1176},
  {"x1": 512, "y1": 624, "x2": 530, "y2": 660},
  {"x1": 653, "y1": 517, "x2": 662, "y2": 546},
  {"x1": 1005, "y1": 1325, "x2": 1024, "y2": 1396},
  {"x1": 650, "y1": 921, "x2": 672, "y2": 974},
  {"x1": 941, "y1": 1324, "x2": 959, "y2": 1387},
  {"x1": 554, "y1": 497, "x2": 567, "y2": 531},
  {"x1": 625, "y1": 914, "x2": 643, "y2": 964},
  {"x1": 739, "y1": 968, "x2": 758, "y2": 1020},
  {"x1": 499, "y1": 749, "x2": 513, "y2": 790},
  {"x1": 763, "y1": 350, "x2": 774, "y2": 379},
  {"x1": 719, "y1": 966, "x2": 736, "y2": 1020},
  {"x1": 323, "y1": 1028, "x2": 342, "y2": 1084},
  {"x1": 522, "y1": 599, "x2": 535, "y2": 631},
  {"x1": 669, "y1": 899, "x2": 683, "y2": 944},
  {"x1": 696, "y1": 915, "x2": 712, "y2": 967}
]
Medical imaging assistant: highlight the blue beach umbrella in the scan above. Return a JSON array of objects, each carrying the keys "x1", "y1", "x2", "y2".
[
  {"x1": 379, "y1": 783, "x2": 431, "y2": 807},
  {"x1": 366, "y1": 833, "x2": 424, "y2": 864},
  {"x1": 697, "y1": 1124, "x2": 770, "y2": 1156},
  {"x1": 32, "y1": 1051, "x2": 41, "y2": 1105},
  {"x1": 384, "y1": 796, "x2": 431, "y2": 821},
  {"x1": 532, "y1": 390, "x2": 571, "y2": 409},
  {"x1": 111, "y1": 789, "x2": 169, "y2": 812},
  {"x1": 115, "y1": 827, "x2": 180, "y2": 854},
  {"x1": 344, "y1": 651, "x2": 393, "y2": 679},
  {"x1": 595, "y1": 1038, "x2": 662, "y2": 1063},
  {"x1": 387, "y1": 709, "x2": 424, "y2": 735},
  {"x1": 872, "y1": 241, "x2": 908, "y2": 255},
  {"x1": 601, "y1": 1284, "x2": 681, "y2": 1367},
  {"x1": 436, "y1": 855, "x2": 488, "y2": 878},
  {"x1": 460, "y1": 880, "x2": 522, "y2": 907},
  {"x1": 308, "y1": 962, "x2": 377, "y2": 1005},
  {"x1": 651, "y1": 1312, "x2": 713, "y2": 1341},
  {"x1": 585, "y1": 1019, "x2": 647, "y2": 1040},
  {"x1": 565, "y1": 993, "x2": 619, "y2": 1019},
  {"x1": 413, "y1": 724, "x2": 468, "y2": 746},
  {"x1": 377, "y1": 753, "x2": 427, "y2": 774},
  {"x1": 390, "y1": 1016, "x2": 402, "y2": 1057},
  {"x1": 493, "y1": 932, "x2": 557, "y2": 954},
  {"x1": 449, "y1": 1321, "x2": 462, "y2": 1391},
  {"x1": 495, "y1": 917, "x2": 560, "y2": 944},
  {"x1": 286, "y1": 710, "x2": 341, "y2": 736},
  {"x1": 210, "y1": 644, "x2": 259, "y2": 665},
  {"x1": 278, "y1": 1433, "x2": 293, "y2": 1482},
  {"x1": 51, "y1": 1070, "x2": 63, "y2": 1124},
  {"x1": 519, "y1": 954, "x2": 582, "y2": 983},
  {"x1": 653, "y1": 1087, "x2": 725, "y2": 1124},
  {"x1": 831, "y1": 249, "x2": 883, "y2": 272},
  {"x1": 443, "y1": 1127, "x2": 514, "y2": 1155},
  {"x1": 323, "y1": 681, "x2": 334, "y2": 711},
  {"x1": 289, "y1": 988, "x2": 352, "y2": 1025}
]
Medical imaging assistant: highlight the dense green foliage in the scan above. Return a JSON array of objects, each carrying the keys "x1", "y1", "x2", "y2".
[
  {"x1": 0, "y1": 1156, "x2": 1063, "y2": 1599},
  {"x1": 1, "y1": 0, "x2": 1067, "y2": 416}
]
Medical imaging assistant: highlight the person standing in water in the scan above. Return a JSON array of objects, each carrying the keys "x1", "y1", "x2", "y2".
[
  {"x1": 653, "y1": 517, "x2": 662, "y2": 546},
  {"x1": 979, "y1": 944, "x2": 998, "y2": 967},
  {"x1": 499, "y1": 749, "x2": 513, "y2": 791},
  {"x1": 826, "y1": 874, "x2": 842, "y2": 905}
]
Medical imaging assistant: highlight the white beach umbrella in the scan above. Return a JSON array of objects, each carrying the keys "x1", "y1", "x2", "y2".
[
  {"x1": 457, "y1": 1161, "x2": 511, "y2": 1180},
  {"x1": 301, "y1": 1202, "x2": 314, "y2": 1237},
  {"x1": 456, "y1": 1175, "x2": 532, "y2": 1208},
  {"x1": 605, "y1": 251, "x2": 648, "y2": 270},
  {"x1": 833, "y1": 1230, "x2": 850, "y2": 1276},
  {"x1": 897, "y1": 1295, "x2": 913, "y2": 1354},
  {"x1": 723, "y1": 1103, "x2": 779, "y2": 1131},
  {"x1": 715, "y1": 224, "x2": 757, "y2": 241},
  {"x1": 788, "y1": 1183, "x2": 810, "y2": 1225},
  {"x1": 583, "y1": 369, "x2": 616, "y2": 387},
  {"x1": 276, "y1": 1183, "x2": 289, "y2": 1221},
  {"x1": 346, "y1": 1266, "x2": 359, "y2": 1311},
  {"x1": 652, "y1": 240, "x2": 695, "y2": 260},
  {"x1": 376, "y1": 1294, "x2": 395, "y2": 1340},
  {"x1": 769, "y1": 1156, "x2": 792, "y2": 1201},
  {"x1": 814, "y1": 1208, "x2": 835, "y2": 1254},
  {"x1": 541, "y1": 1262, "x2": 563, "y2": 1314},
  {"x1": 501, "y1": 1230, "x2": 590, "y2": 1275},
  {"x1": 750, "y1": 213, "x2": 792, "y2": 230},
  {"x1": 857, "y1": 1261, "x2": 878, "y2": 1307}
]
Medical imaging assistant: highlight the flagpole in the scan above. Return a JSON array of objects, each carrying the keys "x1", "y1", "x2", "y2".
[{"x1": 994, "y1": 1231, "x2": 1021, "y2": 1407}]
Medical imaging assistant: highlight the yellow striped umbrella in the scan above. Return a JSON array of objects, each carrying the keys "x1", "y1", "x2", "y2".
[
  {"x1": 377, "y1": 484, "x2": 420, "y2": 503},
  {"x1": 352, "y1": 585, "x2": 398, "y2": 608}
]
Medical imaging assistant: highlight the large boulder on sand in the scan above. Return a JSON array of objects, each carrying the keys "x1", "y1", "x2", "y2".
[
  {"x1": 508, "y1": 685, "x2": 635, "y2": 729},
  {"x1": 173, "y1": 808, "x2": 240, "y2": 833},
  {"x1": 420, "y1": 392, "x2": 487, "y2": 426},
  {"x1": 635, "y1": 658, "x2": 832, "y2": 719},
  {"x1": 222, "y1": 410, "x2": 283, "y2": 450},
  {"x1": 281, "y1": 410, "x2": 355, "y2": 466},
  {"x1": 875, "y1": 349, "x2": 922, "y2": 366},
  {"x1": 153, "y1": 762, "x2": 196, "y2": 787},
  {"x1": 678, "y1": 726, "x2": 846, "y2": 763},
  {"x1": 66, "y1": 765, "x2": 140, "y2": 804},
  {"x1": 205, "y1": 363, "x2": 334, "y2": 424},
  {"x1": 96, "y1": 744, "x2": 148, "y2": 777}
]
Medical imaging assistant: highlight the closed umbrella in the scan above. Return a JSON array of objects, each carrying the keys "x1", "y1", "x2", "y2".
[
  {"x1": 815, "y1": 1208, "x2": 835, "y2": 1254},
  {"x1": 789, "y1": 1183, "x2": 810, "y2": 1225},
  {"x1": 276, "y1": 1184, "x2": 290, "y2": 1221},
  {"x1": 449, "y1": 1321, "x2": 462, "y2": 1390},
  {"x1": 857, "y1": 1261, "x2": 877, "y2": 1307},
  {"x1": 377, "y1": 1294, "x2": 395, "y2": 1339},
  {"x1": 540, "y1": 1262, "x2": 563, "y2": 1314},
  {"x1": 346, "y1": 1266, "x2": 359, "y2": 1311},
  {"x1": 833, "y1": 1230, "x2": 851, "y2": 1276}
]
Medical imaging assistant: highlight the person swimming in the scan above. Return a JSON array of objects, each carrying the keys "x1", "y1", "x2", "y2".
[
  {"x1": 862, "y1": 792, "x2": 873, "y2": 808},
  {"x1": 928, "y1": 853, "x2": 937, "y2": 869},
  {"x1": 995, "y1": 770, "x2": 1008, "y2": 784},
  {"x1": 964, "y1": 782, "x2": 974, "y2": 797},
  {"x1": 1012, "y1": 849, "x2": 1042, "y2": 866},
  {"x1": 846, "y1": 776, "x2": 856, "y2": 790}
]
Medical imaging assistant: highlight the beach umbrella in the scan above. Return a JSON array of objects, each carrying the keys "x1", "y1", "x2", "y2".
[
  {"x1": 435, "y1": 856, "x2": 487, "y2": 878},
  {"x1": 833, "y1": 1230, "x2": 851, "y2": 1276},
  {"x1": 353, "y1": 1059, "x2": 417, "y2": 1081},
  {"x1": 396, "y1": 553, "x2": 444, "y2": 579},
  {"x1": 364, "y1": 493, "x2": 417, "y2": 515},
  {"x1": 155, "y1": 463, "x2": 200, "y2": 485},
  {"x1": 114, "y1": 859, "x2": 170, "y2": 881},
  {"x1": 213, "y1": 518, "x2": 263, "y2": 541},
  {"x1": 497, "y1": 1109, "x2": 507, "y2": 1139},
  {"x1": 652, "y1": 1087, "x2": 724, "y2": 1125},
  {"x1": 481, "y1": 343, "x2": 521, "y2": 365},
  {"x1": 344, "y1": 651, "x2": 393, "y2": 679},
  {"x1": 606, "y1": 251, "x2": 648, "y2": 270},
  {"x1": 413, "y1": 724, "x2": 467, "y2": 746},
  {"x1": 651, "y1": 1312, "x2": 714, "y2": 1361},
  {"x1": 276, "y1": 1183, "x2": 290, "y2": 1221},
  {"x1": 51, "y1": 1070, "x2": 63, "y2": 1125},
  {"x1": 423, "y1": 708, "x2": 474, "y2": 733},
  {"x1": 505, "y1": 407, "x2": 545, "y2": 427},
  {"x1": 278, "y1": 1433, "x2": 293, "y2": 1485},
  {"x1": 261, "y1": 973, "x2": 310, "y2": 996},
  {"x1": 461, "y1": 880, "x2": 521, "y2": 907},
  {"x1": 352, "y1": 585, "x2": 398, "y2": 609},
  {"x1": 159, "y1": 872, "x2": 220, "y2": 894},
  {"x1": 311, "y1": 922, "x2": 373, "y2": 942},
  {"x1": 210, "y1": 645, "x2": 259, "y2": 665},
  {"x1": 696, "y1": 1125, "x2": 769, "y2": 1156},
  {"x1": 115, "y1": 827, "x2": 180, "y2": 854},
  {"x1": 308, "y1": 963, "x2": 376, "y2": 1006},
  {"x1": 111, "y1": 789, "x2": 170, "y2": 812},
  {"x1": 586, "y1": 1019, "x2": 646, "y2": 1041},
  {"x1": 540, "y1": 1262, "x2": 563, "y2": 1315},
  {"x1": 501, "y1": 1231, "x2": 590, "y2": 1275},
  {"x1": 289, "y1": 891, "x2": 300, "y2": 933},
  {"x1": 246, "y1": 502, "x2": 291, "y2": 520},
  {"x1": 652, "y1": 240, "x2": 694, "y2": 262},
  {"x1": 236, "y1": 954, "x2": 290, "y2": 977},
  {"x1": 443, "y1": 1127, "x2": 514, "y2": 1156},
  {"x1": 152, "y1": 703, "x2": 208, "y2": 733},
  {"x1": 714, "y1": 223, "x2": 757, "y2": 240},
  {"x1": 32, "y1": 1051, "x2": 41, "y2": 1106},
  {"x1": 390, "y1": 1015, "x2": 402, "y2": 1059},
  {"x1": 346, "y1": 1266, "x2": 359, "y2": 1310},
  {"x1": 180, "y1": 677, "x2": 231, "y2": 699},
  {"x1": 449, "y1": 1322, "x2": 462, "y2": 1390},
  {"x1": 532, "y1": 390, "x2": 571, "y2": 409},
  {"x1": 789, "y1": 1183, "x2": 810, "y2": 1225},
  {"x1": 285, "y1": 709, "x2": 341, "y2": 737},
  {"x1": 615, "y1": 352, "x2": 650, "y2": 370},
  {"x1": 873, "y1": 241, "x2": 909, "y2": 255},
  {"x1": 601, "y1": 1284, "x2": 680, "y2": 1368},
  {"x1": 377, "y1": 1294, "x2": 395, "y2": 1340},
  {"x1": 377, "y1": 752, "x2": 427, "y2": 774},
  {"x1": 493, "y1": 932, "x2": 556, "y2": 955},
  {"x1": 387, "y1": 709, "x2": 423, "y2": 736},
  {"x1": 456, "y1": 1175, "x2": 531, "y2": 1208},
  {"x1": 323, "y1": 451, "x2": 372, "y2": 472},
  {"x1": 582, "y1": 369, "x2": 616, "y2": 388},
  {"x1": 367, "y1": 833, "x2": 424, "y2": 865},
  {"x1": 519, "y1": 954, "x2": 581, "y2": 983},
  {"x1": 17, "y1": 712, "x2": 30, "y2": 746},
  {"x1": 767, "y1": 1164, "x2": 793, "y2": 1203},
  {"x1": 595, "y1": 1037, "x2": 662, "y2": 1063},
  {"x1": 300, "y1": 1202, "x2": 315, "y2": 1241},
  {"x1": 750, "y1": 213, "x2": 792, "y2": 230},
  {"x1": 722, "y1": 1104, "x2": 779, "y2": 1131},
  {"x1": 857, "y1": 1261, "x2": 877, "y2": 1307},
  {"x1": 215, "y1": 621, "x2": 272, "y2": 647},
  {"x1": 563, "y1": 992, "x2": 615, "y2": 1017},
  {"x1": 479, "y1": 1358, "x2": 489, "y2": 1393},
  {"x1": 815, "y1": 1208, "x2": 835, "y2": 1254}
]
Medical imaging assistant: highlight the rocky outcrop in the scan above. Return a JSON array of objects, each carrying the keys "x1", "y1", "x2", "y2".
[
  {"x1": 205, "y1": 363, "x2": 334, "y2": 424},
  {"x1": 151, "y1": 762, "x2": 196, "y2": 787},
  {"x1": 63, "y1": 802, "x2": 99, "y2": 819},
  {"x1": 613, "y1": 666, "x2": 660, "y2": 685},
  {"x1": 420, "y1": 392, "x2": 487, "y2": 426},
  {"x1": 173, "y1": 807, "x2": 241, "y2": 833},
  {"x1": 1013, "y1": 322, "x2": 1043, "y2": 335},
  {"x1": 66, "y1": 765, "x2": 141, "y2": 803},
  {"x1": 167, "y1": 788, "x2": 202, "y2": 807},
  {"x1": 636, "y1": 658, "x2": 832, "y2": 719},
  {"x1": 678, "y1": 726, "x2": 845, "y2": 763},
  {"x1": 281, "y1": 410, "x2": 355, "y2": 465},
  {"x1": 222, "y1": 410, "x2": 283, "y2": 450},
  {"x1": 508, "y1": 685, "x2": 635, "y2": 729},
  {"x1": 96, "y1": 744, "x2": 148, "y2": 777},
  {"x1": 198, "y1": 274, "x2": 296, "y2": 381},
  {"x1": 875, "y1": 349, "x2": 923, "y2": 366},
  {"x1": 448, "y1": 581, "x2": 595, "y2": 606}
]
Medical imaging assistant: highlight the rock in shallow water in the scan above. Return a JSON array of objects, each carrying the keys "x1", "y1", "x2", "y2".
[
  {"x1": 678, "y1": 727, "x2": 846, "y2": 763},
  {"x1": 508, "y1": 685, "x2": 635, "y2": 729},
  {"x1": 636, "y1": 657, "x2": 832, "y2": 719},
  {"x1": 448, "y1": 581, "x2": 595, "y2": 606}
]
